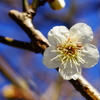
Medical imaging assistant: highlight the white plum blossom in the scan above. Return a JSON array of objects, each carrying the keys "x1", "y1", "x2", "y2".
[{"x1": 43, "y1": 23, "x2": 99, "y2": 80}]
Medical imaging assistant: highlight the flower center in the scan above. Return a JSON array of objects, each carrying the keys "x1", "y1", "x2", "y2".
[
  {"x1": 57, "y1": 42, "x2": 81, "y2": 62},
  {"x1": 58, "y1": 44, "x2": 77, "y2": 56},
  {"x1": 51, "y1": 37, "x2": 85, "y2": 67}
]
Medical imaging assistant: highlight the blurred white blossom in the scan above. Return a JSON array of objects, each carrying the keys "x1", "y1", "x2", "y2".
[{"x1": 43, "y1": 23, "x2": 99, "y2": 80}]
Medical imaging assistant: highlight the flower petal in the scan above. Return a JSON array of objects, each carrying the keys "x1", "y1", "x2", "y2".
[
  {"x1": 70, "y1": 23, "x2": 93, "y2": 45},
  {"x1": 59, "y1": 60, "x2": 82, "y2": 80},
  {"x1": 43, "y1": 46, "x2": 61, "y2": 68},
  {"x1": 59, "y1": 26, "x2": 69, "y2": 36},
  {"x1": 81, "y1": 44, "x2": 99, "y2": 68},
  {"x1": 48, "y1": 26, "x2": 69, "y2": 46}
]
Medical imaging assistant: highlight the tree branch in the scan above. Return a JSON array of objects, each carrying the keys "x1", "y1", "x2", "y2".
[
  {"x1": 69, "y1": 76, "x2": 100, "y2": 100},
  {"x1": 9, "y1": 10, "x2": 50, "y2": 54},
  {"x1": 22, "y1": 0, "x2": 29, "y2": 12},
  {"x1": 0, "y1": 35, "x2": 36, "y2": 52},
  {"x1": 32, "y1": 0, "x2": 40, "y2": 11},
  {"x1": 1, "y1": 0, "x2": 100, "y2": 100}
]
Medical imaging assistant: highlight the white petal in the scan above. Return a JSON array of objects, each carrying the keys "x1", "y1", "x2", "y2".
[
  {"x1": 70, "y1": 23, "x2": 93, "y2": 45},
  {"x1": 43, "y1": 46, "x2": 61, "y2": 68},
  {"x1": 59, "y1": 26, "x2": 69, "y2": 36},
  {"x1": 81, "y1": 44, "x2": 99, "y2": 68},
  {"x1": 48, "y1": 26, "x2": 69, "y2": 46},
  {"x1": 59, "y1": 61, "x2": 82, "y2": 80}
]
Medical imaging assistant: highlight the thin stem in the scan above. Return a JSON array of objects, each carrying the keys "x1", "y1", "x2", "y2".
[
  {"x1": 0, "y1": 35, "x2": 35, "y2": 52},
  {"x1": 22, "y1": 0, "x2": 29, "y2": 12},
  {"x1": 31, "y1": 0, "x2": 40, "y2": 11}
]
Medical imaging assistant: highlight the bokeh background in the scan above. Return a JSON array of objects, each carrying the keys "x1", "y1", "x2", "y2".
[{"x1": 0, "y1": 0, "x2": 100, "y2": 100}]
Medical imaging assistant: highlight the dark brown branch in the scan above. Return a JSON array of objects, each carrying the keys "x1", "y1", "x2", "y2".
[
  {"x1": 0, "y1": 57, "x2": 40, "y2": 100},
  {"x1": 9, "y1": 10, "x2": 50, "y2": 54},
  {"x1": 0, "y1": 35, "x2": 35, "y2": 52},
  {"x1": 69, "y1": 76, "x2": 100, "y2": 100}
]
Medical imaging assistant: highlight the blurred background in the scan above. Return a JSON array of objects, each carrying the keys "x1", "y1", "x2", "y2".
[{"x1": 0, "y1": 0, "x2": 100, "y2": 100}]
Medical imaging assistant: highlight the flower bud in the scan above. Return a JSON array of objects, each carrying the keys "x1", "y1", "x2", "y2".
[{"x1": 48, "y1": 0, "x2": 66, "y2": 10}]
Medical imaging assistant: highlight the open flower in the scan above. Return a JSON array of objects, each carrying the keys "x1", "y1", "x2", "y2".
[{"x1": 43, "y1": 23, "x2": 99, "y2": 80}]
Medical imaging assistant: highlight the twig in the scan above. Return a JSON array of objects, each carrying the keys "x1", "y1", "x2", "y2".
[
  {"x1": 0, "y1": 35, "x2": 36, "y2": 52},
  {"x1": 32, "y1": 0, "x2": 40, "y2": 11},
  {"x1": 22, "y1": 0, "x2": 29, "y2": 12},
  {"x1": 8, "y1": 10, "x2": 50, "y2": 54},
  {"x1": 1, "y1": 0, "x2": 50, "y2": 53}
]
